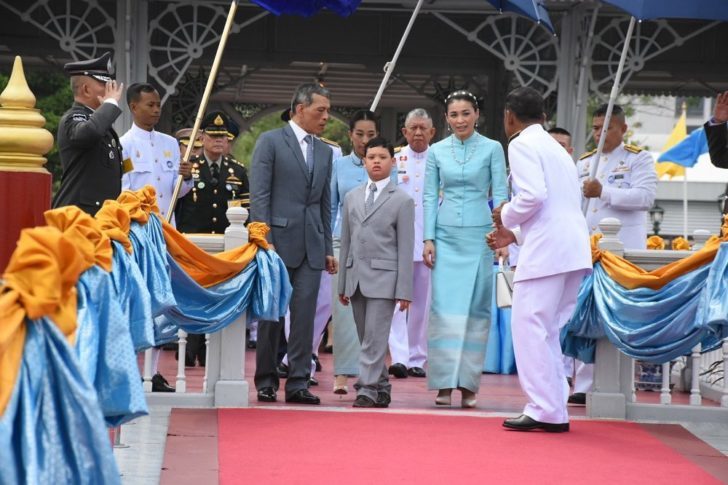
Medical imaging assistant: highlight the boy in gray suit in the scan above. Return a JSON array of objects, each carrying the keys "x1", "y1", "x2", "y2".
[{"x1": 338, "y1": 137, "x2": 415, "y2": 408}]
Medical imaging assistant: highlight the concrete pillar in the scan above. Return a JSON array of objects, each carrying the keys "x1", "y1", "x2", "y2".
[
  {"x1": 214, "y1": 206, "x2": 250, "y2": 407},
  {"x1": 588, "y1": 217, "x2": 629, "y2": 419}
]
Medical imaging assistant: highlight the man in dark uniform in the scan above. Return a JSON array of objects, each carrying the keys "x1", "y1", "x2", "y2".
[
  {"x1": 52, "y1": 52, "x2": 125, "y2": 216},
  {"x1": 174, "y1": 111, "x2": 249, "y2": 366},
  {"x1": 174, "y1": 111, "x2": 250, "y2": 235}
]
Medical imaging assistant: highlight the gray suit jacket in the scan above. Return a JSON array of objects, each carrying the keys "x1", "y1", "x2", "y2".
[
  {"x1": 338, "y1": 181, "x2": 415, "y2": 301},
  {"x1": 250, "y1": 124, "x2": 333, "y2": 270}
]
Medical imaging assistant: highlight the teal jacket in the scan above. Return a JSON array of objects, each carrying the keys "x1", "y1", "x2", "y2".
[{"x1": 423, "y1": 132, "x2": 508, "y2": 240}]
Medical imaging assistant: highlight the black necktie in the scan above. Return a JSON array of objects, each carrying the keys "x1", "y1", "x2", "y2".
[{"x1": 211, "y1": 162, "x2": 220, "y2": 185}]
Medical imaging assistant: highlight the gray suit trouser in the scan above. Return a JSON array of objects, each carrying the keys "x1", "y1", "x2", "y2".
[
  {"x1": 350, "y1": 288, "x2": 396, "y2": 401},
  {"x1": 255, "y1": 257, "x2": 321, "y2": 396}
]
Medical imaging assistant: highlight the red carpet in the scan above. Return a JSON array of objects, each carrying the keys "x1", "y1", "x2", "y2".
[{"x1": 217, "y1": 409, "x2": 726, "y2": 484}]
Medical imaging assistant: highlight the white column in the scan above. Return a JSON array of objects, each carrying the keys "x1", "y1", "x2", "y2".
[
  {"x1": 690, "y1": 344, "x2": 702, "y2": 406},
  {"x1": 722, "y1": 338, "x2": 728, "y2": 407},
  {"x1": 589, "y1": 218, "x2": 628, "y2": 419},
  {"x1": 692, "y1": 229, "x2": 711, "y2": 250},
  {"x1": 214, "y1": 207, "x2": 250, "y2": 407}
]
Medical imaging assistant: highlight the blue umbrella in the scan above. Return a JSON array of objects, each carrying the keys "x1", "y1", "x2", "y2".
[
  {"x1": 250, "y1": 0, "x2": 362, "y2": 17},
  {"x1": 584, "y1": 0, "x2": 728, "y2": 214},
  {"x1": 487, "y1": 0, "x2": 555, "y2": 34},
  {"x1": 600, "y1": 0, "x2": 728, "y2": 21}
]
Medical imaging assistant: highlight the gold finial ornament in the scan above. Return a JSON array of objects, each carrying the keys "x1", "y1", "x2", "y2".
[{"x1": 0, "y1": 56, "x2": 54, "y2": 173}]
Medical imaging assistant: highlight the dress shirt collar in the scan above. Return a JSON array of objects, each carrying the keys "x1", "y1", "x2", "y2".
[
  {"x1": 130, "y1": 122, "x2": 156, "y2": 141},
  {"x1": 288, "y1": 120, "x2": 310, "y2": 143},
  {"x1": 405, "y1": 144, "x2": 428, "y2": 159},
  {"x1": 349, "y1": 152, "x2": 364, "y2": 166},
  {"x1": 203, "y1": 150, "x2": 222, "y2": 167},
  {"x1": 366, "y1": 177, "x2": 390, "y2": 195}
]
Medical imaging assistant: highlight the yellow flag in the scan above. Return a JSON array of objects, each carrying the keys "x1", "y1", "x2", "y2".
[{"x1": 656, "y1": 110, "x2": 687, "y2": 179}]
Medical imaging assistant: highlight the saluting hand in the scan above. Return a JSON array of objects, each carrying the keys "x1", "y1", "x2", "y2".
[
  {"x1": 98, "y1": 80, "x2": 124, "y2": 105},
  {"x1": 714, "y1": 91, "x2": 728, "y2": 123},
  {"x1": 179, "y1": 159, "x2": 192, "y2": 180}
]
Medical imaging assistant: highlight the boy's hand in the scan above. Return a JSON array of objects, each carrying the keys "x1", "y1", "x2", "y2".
[
  {"x1": 339, "y1": 294, "x2": 349, "y2": 306},
  {"x1": 396, "y1": 300, "x2": 410, "y2": 312}
]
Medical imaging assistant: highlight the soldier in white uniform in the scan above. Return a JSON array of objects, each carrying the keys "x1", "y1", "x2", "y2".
[
  {"x1": 570, "y1": 103, "x2": 657, "y2": 404},
  {"x1": 387, "y1": 109, "x2": 435, "y2": 379},
  {"x1": 120, "y1": 82, "x2": 193, "y2": 392}
]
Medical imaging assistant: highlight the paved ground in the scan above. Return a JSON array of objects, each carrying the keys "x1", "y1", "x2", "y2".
[{"x1": 114, "y1": 350, "x2": 728, "y2": 485}]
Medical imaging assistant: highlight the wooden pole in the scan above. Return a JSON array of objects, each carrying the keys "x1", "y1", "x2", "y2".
[{"x1": 166, "y1": 0, "x2": 239, "y2": 222}]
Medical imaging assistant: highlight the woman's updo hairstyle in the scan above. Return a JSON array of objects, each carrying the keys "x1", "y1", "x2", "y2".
[
  {"x1": 445, "y1": 90, "x2": 480, "y2": 111},
  {"x1": 349, "y1": 109, "x2": 380, "y2": 132}
]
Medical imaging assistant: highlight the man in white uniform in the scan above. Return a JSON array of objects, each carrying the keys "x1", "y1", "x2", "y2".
[
  {"x1": 488, "y1": 87, "x2": 592, "y2": 432},
  {"x1": 388, "y1": 109, "x2": 435, "y2": 379},
  {"x1": 570, "y1": 103, "x2": 657, "y2": 404},
  {"x1": 120, "y1": 82, "x2": 193, "y2": 392}
]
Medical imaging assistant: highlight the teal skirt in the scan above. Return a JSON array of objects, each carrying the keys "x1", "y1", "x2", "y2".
[{"x1": 427, "y1": 224, "x2": 493, "y2": 392}]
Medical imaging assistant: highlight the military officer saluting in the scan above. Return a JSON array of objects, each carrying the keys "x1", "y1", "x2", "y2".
[
  {"x1": 174, "y1": 111, "x2": 250, "y2": 234},
  {"x1": 52, "y1": 52, "x2": 125, "y2": 216},
  {"x1": 571, "y1": 103, "x2": 657, "y2": 405}
]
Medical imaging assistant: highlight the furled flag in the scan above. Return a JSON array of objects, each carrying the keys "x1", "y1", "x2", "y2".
[{"x1": 655, "y1": 109, "x2": 687, "y2": 179}]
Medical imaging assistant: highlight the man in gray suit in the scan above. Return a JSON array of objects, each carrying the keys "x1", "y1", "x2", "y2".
[
  {"x1": 338, "y1": 137, "x2": 415, "y2": 408},
  {"x1": 250, "y1": 83, "x2": 337, "y2": 405}
]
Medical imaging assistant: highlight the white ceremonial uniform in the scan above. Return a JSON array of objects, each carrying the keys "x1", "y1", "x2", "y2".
[
  {"x1": 121, "y1": 123, "x2": 193, "y2": 225},
  {"x1": 572, "y1": 142, "x2": 657, "y2": 393},
  {"x1": 577, "y1": 143, "x2": 657, "y2": 249},
  {"x1": 501, "y1": 124, "x2": 592, "y2": 424},
  {"x1": 388, "y1": 145, "x2": 431, "y2": 369}
]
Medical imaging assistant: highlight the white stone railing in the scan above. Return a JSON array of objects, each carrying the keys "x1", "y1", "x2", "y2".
[
  {"x1": 590, "y1": 218, "x2": 728, "y2": 422},
  {"x1": 142, "y1": 206, "x2": 250, "y2": 408}
]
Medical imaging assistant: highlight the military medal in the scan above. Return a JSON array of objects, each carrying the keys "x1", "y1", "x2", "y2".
[
  {"x1": 109, "y1": 150, "x2": 115, "y2": 159},
  {"x1": 198, "y1": 181, "x2": 205, "y2": 189},
  {"x1": 226, "y1": 184, "x2": 233, "y2": 191},
  {"x1": 111, "y1": 139, "x2": 116, "y2": 147}
]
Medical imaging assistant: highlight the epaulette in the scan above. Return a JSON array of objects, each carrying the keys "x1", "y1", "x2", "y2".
[
  {"x1": 394, "y1": 146, "x2": 403, "y2": 154},
  {"x1": 578, "y1": 149, "x2": 597, "y2": 160},
  {"x1": 319, "y1": 137, "x2": 340, "y2": 148},
  {"x1": 624, "y1": 144, "x2": 643, "y2": 154},
  {"x1": 225, "y1": 155, "x2": 246, "y2": 168}
]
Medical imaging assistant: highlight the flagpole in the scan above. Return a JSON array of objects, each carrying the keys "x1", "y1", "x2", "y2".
[
  {"x1": 683, "y1": 170, "x2": 688, "y2": 239},
  {"x1": 369, "y1": 0, "x2": 424, "y2": 111},
  {"x1": 583, "y1": 16, "x2": 636, "y2": 215},
  {"x1": 165, "y1": 0, "x2": 239, "y2": 222}
]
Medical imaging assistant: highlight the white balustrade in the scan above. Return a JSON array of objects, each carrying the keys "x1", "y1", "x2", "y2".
[
  {"x1": 589, "y1": 218, "x2": 728, "y2": 422},
  {"x1": 143, "y1": 207, "x2": 250, "y2": 407}
]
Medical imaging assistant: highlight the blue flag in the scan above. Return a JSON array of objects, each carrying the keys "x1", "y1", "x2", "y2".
[{"x1": 657, "y1": 127, "x2": 709, "y2": 167}]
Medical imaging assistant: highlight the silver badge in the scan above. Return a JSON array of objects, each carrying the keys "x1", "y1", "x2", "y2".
[
  {"x1": 198, "y1": 181, "x2": 205, "y2": 189},
  {"x1": 225, "y1": 184, "x2": 233, "y2": 191},
  {"x1": 109, "y1": 150, "x2": 115, "y2": 159},
  {"x1": 111, "y1": 139, "x2": 116, "y2": 148}
]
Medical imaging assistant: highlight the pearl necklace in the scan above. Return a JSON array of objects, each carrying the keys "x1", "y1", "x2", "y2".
[{"x1": 450, "y1": 134, "x2": 480, "y2": 165}]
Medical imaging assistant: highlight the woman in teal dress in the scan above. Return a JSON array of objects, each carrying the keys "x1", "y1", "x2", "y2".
[{"x1": 422, "y1": 90, "x2": 508, "y2": 408}]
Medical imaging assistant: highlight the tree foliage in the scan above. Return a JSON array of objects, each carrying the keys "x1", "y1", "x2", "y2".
[{"x1": 231, "y1": 112, "x2": 351, "y2": 169}]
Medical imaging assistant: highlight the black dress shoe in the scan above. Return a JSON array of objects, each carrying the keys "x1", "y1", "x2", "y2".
[
  {"x1": 277, "y1": 363, "x2": 289, "y2": 378},
  {"x1": 285, "y1": 389, "x2": 321, "y2": 405},
  {"x1": 407, "y1": 366, "x2": 426, "y2": 378},
  {"x1": 352, "y1": 395, "x2": 376, "y2": 408},
  {"x1": 312, "y1": 354, "x2": 322, "y2": 372},
  {"x1": 388, "y1": 363, "x2": 408, "y2": 379},
  {"x1": 257, "y1": 387, "x2": 277, "y2": 402},
  {"x1": 375, "y1": 392, "x2": 391, "y2": 408},
  {"x1": 151, "y1": 373, "x2": 175, "y2": 392},
  {"x1": 503, "y1": 414, "x2": 569, "y2": 433},
  {"x1": 568, "y1": 392, "x2": 586, "y2": 405},
  {"x1": 308, "y1": 377, "x2": 319, "y2": 386}
]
